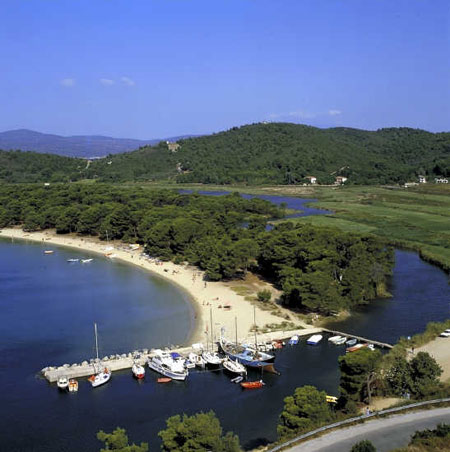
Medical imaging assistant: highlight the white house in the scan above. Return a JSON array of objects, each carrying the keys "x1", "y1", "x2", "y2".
[
  {"x1": 435, "y1": 177, "x2": 448, "y2": 184},
  {"x1": 305, "y1": 176, "x2": 317, "y2": 184},
  {"x1": 335, "y1": 176, "x2": 348, "y2": 185},
  {"x1": 418, "y1": 175, "x2": 427, "y2": 183}
]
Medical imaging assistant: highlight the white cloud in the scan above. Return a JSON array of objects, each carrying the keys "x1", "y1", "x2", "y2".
[
  {"x1": 60, "y1": 78, "x2": 75, "y2": 87},
  {"x1": 100, "y1": 78, "x2": 115, "y2": 86},
  {"x1": 121, "y1": 76, "x2": 135, "y2": 86},
  {"x1": 328, "y1": 109, "x2": 342, "y2": 116},
  {"x1": 269, "y1": 110, "x2": 316, "y2": 120}
]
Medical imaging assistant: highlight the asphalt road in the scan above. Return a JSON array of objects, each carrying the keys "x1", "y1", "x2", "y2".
[{"x1": 288, "y1": 407, "x2": 450, "y2": 452}]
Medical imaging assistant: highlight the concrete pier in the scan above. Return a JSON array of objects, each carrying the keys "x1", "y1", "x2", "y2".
[{"x1": 41, "y1": 328, "x2": 321, "y2": 382}]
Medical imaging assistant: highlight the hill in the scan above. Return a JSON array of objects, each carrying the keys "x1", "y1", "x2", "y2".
[
  {"x1": 0, "y1": 129, "x2": 194, "y2": 158},
  {"x1": 1, "y1": 123, "x2": 449, "y2": 184}
]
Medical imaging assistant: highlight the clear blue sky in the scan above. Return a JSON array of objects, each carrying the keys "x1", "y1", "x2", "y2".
[{"x1": 0, "y1": 0, "x2": 448, "y2": 138}]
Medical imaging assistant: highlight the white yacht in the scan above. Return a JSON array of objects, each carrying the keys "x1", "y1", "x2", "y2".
[
  {"x1": 88, "y1": 323, "x2": 111, "y2": 388},
  {"x1": 147, "y1": 350, "x2": 188, "y2": 381},
  {"x1": 57, "y1": 376, "x2": 69, "y2": 390},
  {"x1": 202, "y1": 351, "x2": 222, "y2": 367}
]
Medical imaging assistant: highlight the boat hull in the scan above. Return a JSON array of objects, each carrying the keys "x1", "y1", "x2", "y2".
[{"x1": 147, "y1": 360, "x2": 188, "y2": 381}]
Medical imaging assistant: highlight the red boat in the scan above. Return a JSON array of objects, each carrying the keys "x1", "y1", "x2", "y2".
[
  {"x1": 157, "y1": 377, "x2": 172, "y2": 383},
  {"x1": 240, "y1": 380, "x2": 265, "y2": 389}
]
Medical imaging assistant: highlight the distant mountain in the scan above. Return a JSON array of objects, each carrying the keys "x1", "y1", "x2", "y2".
[
  {"x1": 0, "y1": 129, "x2": 195, "y2": 158},
  {"x1": 1, "y1": 123, "x2": 449, "y2": 184}
]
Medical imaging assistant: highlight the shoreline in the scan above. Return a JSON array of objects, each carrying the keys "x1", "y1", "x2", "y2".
[{"x1": 0, "y1": 227, "x2": 307, "y2": 347}]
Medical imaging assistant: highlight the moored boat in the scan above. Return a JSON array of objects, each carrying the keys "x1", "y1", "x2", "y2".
[
  {"x1": 220, "y1": 338, "x2": 275, "y2": 370},
  {"x1": 81, "y1": 258, "x2": 93, "y2": 263},
  {"x1": 328, "y1": 335, "x2": 342, "y2": 343},
  {"x1": 132, "y1": 363, "x2": 145, "y2": 379},
  {"x1": 68, "y1": 379, "x2": 78, "y2": 392},
  {"x1": 188, "y1": 352, "x2": 206, "y2": 369},
  {"x1": 289, "y1": 335, "x2": 299, "y2": 345},
  {"x1": 157, "y1": 377, "x2": 172, "y2": 383},
  {"x1": 222, "y1": 357, "x2": 246, "y2": 375},
  {"x1": 231, "y1": 375, "x2": 244, "y2": 384},
  {"x1": 89, "y1": 323, "x2": 111, "y2": 388},
  {"x1": 346, "y1": 338, "x2": 357, "y2": 347},
  {"x1": 44, "y1": 250, "x2": 54, "y2": 254},
  {"x1": 67, "y1": 258, "x2": 79, "y2": 263},
  {"x1": 346, "y1": 343, "x2": 367, "y2": 353},
  {"x1": 334, "y1": 337, "x2": 347, "y2": 345},
  {"x1": 202, "y1": 351, "x2": 222, "y2": 367},
  {"x1": 147, "y1": 350, "x2": 188, "y2": 381},
  {"x1": 307, "y1": 334, "x2": 323, "y2": 345},
  {"x1": 240, "y1": 380, "x2": 265, "y2": 389},
  {"x1": 57, "y1": 376, "x2": 69, "y2": 390}
]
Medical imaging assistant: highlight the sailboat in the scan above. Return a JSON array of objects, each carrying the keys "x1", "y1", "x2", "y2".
[
  {"x1": 202, "y1": 307, "x2": 222, "y2": 367},
  {"x1": 88, "y1": 323, "x2": 111, "y2": 388}
]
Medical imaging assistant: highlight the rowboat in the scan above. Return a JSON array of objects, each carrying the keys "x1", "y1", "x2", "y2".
[
  {"x1": 157, "y1": 377, "x2": 172, "y2": 383},
  {"x1": 346, "y1": 343, "x2": 367, "y2": 353},
  {"x1": 240, "y1": 380, "x2": 265, "y2": 389},
  {"x1": 68, "y1": 379, "x2": 79, "y2": 392}
]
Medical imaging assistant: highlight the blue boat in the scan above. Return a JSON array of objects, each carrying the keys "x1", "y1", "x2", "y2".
[{"x1": 219, "y1": 338, "x2": 275, "y2": 370}]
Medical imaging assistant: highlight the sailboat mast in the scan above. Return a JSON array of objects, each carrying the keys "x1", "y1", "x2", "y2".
[
  {"x1": 210, "y1": 307, "x2": 214, "y2": 348},
  {"x1": 235, "y1": 316, "x2": 238, "y2": 344},
  {"x1": 253, "y1": 306, "x2": 257, "y2": 349},
  {"x1": 94, "y1": 323, "x2": 99, "y2": 361}
]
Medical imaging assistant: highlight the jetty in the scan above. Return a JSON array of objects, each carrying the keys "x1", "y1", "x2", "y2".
[
  {"x1": 321, "y1": 328, "x2": 393, "y2": 349},
  {"x1": 41, "y1": 327, "x2": 321, "y2": 382}
]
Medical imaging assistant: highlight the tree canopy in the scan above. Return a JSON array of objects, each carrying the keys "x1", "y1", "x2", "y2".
[{"x1": 97, "y1": 427, "x2": 148, "y2": 452}]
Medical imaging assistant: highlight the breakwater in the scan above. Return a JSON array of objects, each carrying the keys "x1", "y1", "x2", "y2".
[{"x1": 42, "y1": 328, "x2": 322, "y2": 382}]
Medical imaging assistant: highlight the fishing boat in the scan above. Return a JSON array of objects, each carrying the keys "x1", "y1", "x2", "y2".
[
  {"x1": 81, "y1": 258, "x2": 93, "y2": 263},
  {"x1": 306, "y1": 334, "x2": 323, "y2": 345},
  {"x1": 147, "y1": 350, "x2": 188, "y2": 381},
  {"x1": 88, "y1": 323, "x2": 111, "y2": 388},
  {"x1": 57, "y1": 376, "x2": 69, "y2": 390},
  {"x1": 346, "y1": 338, "x2": 357, "y2": 347},
  {"x1": 68, "y1": 379, "x2": 79, "y2": 392},
  {"x1": 132, "y1": 362, "x2": 145, "y2": 379},
  {"x1": 67, "y1": 258, "x2": 79, "y2": 263},
  {"x1": 289, "y1": 335, "x2": 299, "y2": 345},
  {"x1": 44, "y1": 250, "x2": 54, "y2": 254},
  {"x1": 222, "y1": 357, "x2": 246, "y2": 375},
  {"x1": 188, "y1": 352, "x2": 206, "y2": 369},
  {"x1": 240, "y1": 380, "x2": 265, "y2": 389}
]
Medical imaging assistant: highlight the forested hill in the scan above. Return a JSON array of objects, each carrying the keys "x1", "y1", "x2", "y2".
[{"x1": 1, "y1": 123, "x2": 449, "y2": 184}]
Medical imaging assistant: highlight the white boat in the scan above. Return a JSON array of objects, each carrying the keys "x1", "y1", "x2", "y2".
[
  {"x1": 440, "y1": 329, "x2": 450, "y2": 338},
  {"x1": 57, "y1": 376, "x2": 69, "y2": 390},
  {"x1": 307, "y1": 334, "x2": 323, "y2": 345},
  {"x1": 289, "y1": 335, "x2": 299, "y2": 345},
  {"x1": 328, "y1": 335, "x2": 343, "y2": 343},
  {"x1": 188, "y1": 352, "x2": 206, "y2": 368},
  {"x1": 222, "y1": 357, "x2": 246, "y2": 375},
  {"x1": 132, "y1": 363, "x2": 145, "y2": 379},
  {"x1": 202, "y1": 351, "x2": 222, "y2": 367},
  {"x1": 81, "y1": 258, "x2": 93, "y2": 263},
  {"x1": 147, "y1": 350, "x2": 188, "y2": 381},
  {"x1": 334, "y1": 337, "x2": 347, "y2": 345},
  {"x1": 185, "y1": 360, "x2": 195, "y2": 369},
  {"x1": 67, "y1": 258, "x2": 79, "y2": 263},
  {"x1": 88, "y1": 323, "x2": 111, "y2": 388}
]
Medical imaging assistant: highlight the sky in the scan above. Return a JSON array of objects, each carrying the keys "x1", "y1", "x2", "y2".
[{"x1": 0, "y1": 0, "x2": 449, "y2": 139}]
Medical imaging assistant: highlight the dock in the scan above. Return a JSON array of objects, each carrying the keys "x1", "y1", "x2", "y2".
[
  {"x1": 41, "y1": 328, "x2": 321, "y2": 382},
  {"x1": 321, "y1": 328, "x2": 393, "y2": 349}
]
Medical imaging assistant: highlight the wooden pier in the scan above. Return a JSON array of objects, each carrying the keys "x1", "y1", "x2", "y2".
[{"x1": 321, "y1": 328, "x2": 393, "y2": 349}]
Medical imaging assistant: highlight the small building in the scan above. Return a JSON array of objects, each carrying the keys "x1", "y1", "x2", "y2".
[
  {"x1": 435, "y1": 177, "x2": 448, "y2": 184},
  {"x1": 335, "y1": 176, "x2": 348, "y2": 185},
  {"x1": 166, "y1": 141, "x2": 180, "y2": 152},
  {"x1": 418, "y1": 175, "x2": 426, "y2": 183},
  {"x1": 404, "y1": 182, "x2": 418, "y2": 188},
  {"x1": 305, "y1": 176, "x2": 317, "y2": 184},
  {"x1": 44, "y1": 182, "x2": 50, "y2": 187}
]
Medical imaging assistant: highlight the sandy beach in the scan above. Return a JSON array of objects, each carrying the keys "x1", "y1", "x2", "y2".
[
  {"x1": 416, "y1": 338, "x2": 450, "y2": 383},
  {"x1": 0, "y1": 227, "x2": 309, "y2": 347}
]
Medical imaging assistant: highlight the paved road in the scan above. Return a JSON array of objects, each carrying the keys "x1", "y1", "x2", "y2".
[{"x1": 288, "y1": 407, "x2": 450, "y2": 452}]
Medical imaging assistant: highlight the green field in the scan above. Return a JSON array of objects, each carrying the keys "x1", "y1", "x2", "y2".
[{"x1": 136, "y1": 182, "x2": 450, "y2": 272}]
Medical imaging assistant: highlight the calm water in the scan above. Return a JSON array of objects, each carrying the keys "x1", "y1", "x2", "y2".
[{"x1": 1, "y1": 193, "x2": 449, "y2": 451}]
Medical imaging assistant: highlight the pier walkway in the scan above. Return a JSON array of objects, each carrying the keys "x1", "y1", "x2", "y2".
[{"x1": 321, "y1": 328, "x2": 393, "y2": 349}]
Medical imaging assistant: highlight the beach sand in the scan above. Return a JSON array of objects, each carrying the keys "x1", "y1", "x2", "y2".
[
  {"x1": 0, "y1": 227, "x2": 308, "y2": 346},
  {"x1": 416, "y1": 338, "x2": 450, "y2": 383}
]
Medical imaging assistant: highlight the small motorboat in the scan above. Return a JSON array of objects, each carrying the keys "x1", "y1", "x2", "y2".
[
  {"x1": 334, "y1": 337, "x2": 347, "y2": 345},
  {"x1": 157, "y1": 377, "x2": 172, "y2": 383},
  {"x1": 222, "y1": 357, "x2": 246, "y2": 375},
  {"x1": 132, "y1": 363, "x2": 145, "y2": 379},
  {"x1": 44, "y1": 250, "x2": 54, "y2": 254},
  {"x1": 346, "y1": 343, "x2": 367, "y2": 353},
  {"x1": 68, "y1": 379, "x2": 79, "y2": 392},
  {"x1": 328, "y1": 335, "x2": 342, "y2": 343},
  {"x1": 346, "y1": 338, "x2": 357, "y2": 347},
  {"x1": 240, "y1": 380, "x2": 265, "y2": 389},
  {"x1": 81, "y1": 258, "x2": 93, "y2": 263},
  {"x1": 289, "y1": 335, "x2": 299, "y2": 345},
  {"x1": 188, "y1": 352, "x2": 206, "y2": 369},
  {"x1": 307, "y1": 334, "x2": 323, "y2": 345},
  {"x1": 67, "y1": 258, "x2": 79, "y2": 263},
  {"x1": 231, "y1": 375, "x2": 244, "y2": 384},
  {"x1": 57, "y1": 376, "x2": 69, "y2": 390}
]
